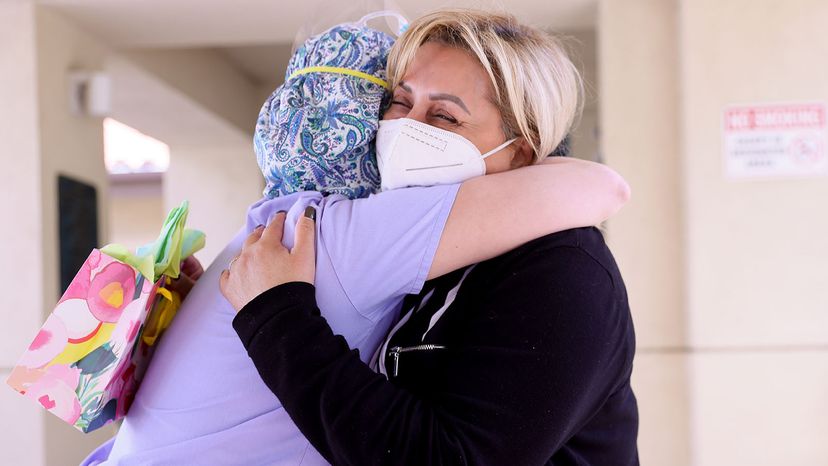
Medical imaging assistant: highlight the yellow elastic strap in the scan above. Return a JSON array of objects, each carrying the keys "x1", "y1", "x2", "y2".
[{"x1": 288, "y1": 66, "x2": 389, "y2": 89}]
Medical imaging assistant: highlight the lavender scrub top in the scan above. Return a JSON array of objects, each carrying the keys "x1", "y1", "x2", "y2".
[{"x1": 82, "y1": 183, "x2": 460, "y2": 465}]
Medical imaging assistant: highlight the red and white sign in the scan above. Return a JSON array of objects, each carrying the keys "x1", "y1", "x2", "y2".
[{"x1": 723, "y1": 102, "x2": 827, "y2": 179}]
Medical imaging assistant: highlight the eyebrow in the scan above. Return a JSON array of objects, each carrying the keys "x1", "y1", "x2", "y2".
[
  {"x1": 430, "y1": 93, "x2": 471, "y2": 115},
  {"x1": 399, "y1": 82, "x2": 472, "y2": 115}
]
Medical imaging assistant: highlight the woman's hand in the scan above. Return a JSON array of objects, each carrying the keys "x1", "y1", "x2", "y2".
[
  {"x1": 220, "y1": 208, "x2": 317, "y2": 312},
  {"x1": 167, "y1": 255, "x2": 204, "y2": 300}
]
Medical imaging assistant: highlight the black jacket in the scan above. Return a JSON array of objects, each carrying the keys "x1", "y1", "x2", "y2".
[{"x1": 234, "y1": 227, "x2": 639, "y2": 465}]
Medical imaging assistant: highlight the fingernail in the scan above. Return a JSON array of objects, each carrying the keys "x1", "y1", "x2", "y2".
[
  {"x1": 255, "y1": 224, "x2": 264, "y2": 231},
  {"x1": 269, "y1": 211, "x2": 285, "y2": 224},
  {"x1": 304, "y1": 206, "x2": 316, "y2": 222}
]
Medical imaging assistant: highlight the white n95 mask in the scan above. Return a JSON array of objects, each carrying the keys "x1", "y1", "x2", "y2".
[{"x1": 375, "y1": 118, "x2": 516, "y2": 191}]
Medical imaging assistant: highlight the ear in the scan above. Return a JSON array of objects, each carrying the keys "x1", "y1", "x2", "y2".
[{"x1": 509, "y1": 138, "x2": 534, "y2": 169}]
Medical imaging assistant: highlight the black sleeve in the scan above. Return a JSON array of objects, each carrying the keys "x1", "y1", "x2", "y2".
[{"x1": 233, "y1": 246, "x2": 632, "y2": 466}]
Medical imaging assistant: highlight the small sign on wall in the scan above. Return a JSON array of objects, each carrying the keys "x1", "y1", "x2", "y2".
[{"x1": 723, "y1": 102, "x2": 827, "y2": 179}]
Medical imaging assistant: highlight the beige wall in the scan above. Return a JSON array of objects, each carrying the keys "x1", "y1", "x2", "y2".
[
  {"x1": 567, "y1": 27, "x2": 603, "y2": 267},
  {"x1": 602, "y1": 0, "x2": 828, "y2": 464},
  {"x1": 108, "y1": 175, "x2": 166, "y2": 250},
  {"x1": 121, "y1": 48, "x2": 261, "y2": 137},
  {"x1": 681, "y1": 0, "x2": 828, "y2": 347},
  {"x1": 165, "y1": 142, "x2": 263, "y2": 267},
  {"x1": 565, "y1": 29, "x2": 601, "y2": 162},
  {"x1": 0, "y1": 3, "x2": 47, "y2": 464},
  {"x1": 599, "y1": 0, "x2": 690, "y2": 464},
  {"x1": 681, "y1": 0, "x2": 828, "y2": 464},
  {"x1": 0, "y1": 4, "x2": 118, "y2": 465}
]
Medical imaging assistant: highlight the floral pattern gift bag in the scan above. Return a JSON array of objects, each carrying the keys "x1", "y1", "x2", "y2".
[{"x1": 5, "y1": 201, "x2": 204, "y2": 433}]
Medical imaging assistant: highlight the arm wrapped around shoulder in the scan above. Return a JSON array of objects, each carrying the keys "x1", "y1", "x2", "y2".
[{"x1": 430, "y1": 157, "x2": 631, "y2": 279}]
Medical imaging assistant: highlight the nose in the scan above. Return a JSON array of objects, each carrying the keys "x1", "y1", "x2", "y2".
[{"x1": 399, "y1": 104, "x2": 429, "y2": 125}]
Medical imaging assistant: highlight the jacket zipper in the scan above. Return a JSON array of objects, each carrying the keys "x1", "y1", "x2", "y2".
[{"x1": 387, "y1": 344, "x2": 446, "y2": 378}]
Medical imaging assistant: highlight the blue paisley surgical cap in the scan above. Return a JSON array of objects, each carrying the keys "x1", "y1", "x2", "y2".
[{"x1": 254, "y1": 21, "x2": 396, "y2": 199}]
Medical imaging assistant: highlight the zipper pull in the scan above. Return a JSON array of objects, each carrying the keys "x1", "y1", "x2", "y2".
[{"x1": 388, "y1": 346, "x2": 402, "y2": 378}]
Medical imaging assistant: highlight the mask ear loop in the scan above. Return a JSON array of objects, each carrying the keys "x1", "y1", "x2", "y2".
[
  {"x1": 480, "y1": 138, "x2": 518, "y2": 159},
  {"x1": 357, "y1": 10, "x2": 409, "y2": 37}
]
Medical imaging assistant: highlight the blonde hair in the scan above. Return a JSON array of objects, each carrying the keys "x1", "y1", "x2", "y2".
[{"x1": 386, "y1": 8, "x2": 583, "y2": 161}]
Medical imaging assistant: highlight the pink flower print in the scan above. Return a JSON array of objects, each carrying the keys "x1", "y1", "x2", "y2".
[
  {"x1": 38, "y1": 395, "x2": 56, "y2": 410},
  {"x1": 44, "y1": 363, "x2": 81, "y2": 388},
  {"x1": 88, "y1": 262, "x2": 137, "y2": 323},
  {"x1": 109, "y1": 297, "x2": 147, "y2": 352},
  {"x1": 24, "y1": 364, "x2": 82, "y2": 425},
  {"x1": 99, "y1": 298, "x2": 146, "y2": 394},
  {"x1": 5, "y1": 365, "x2": 44, "y2": 393},
  {"x1": 17, "y1": 314, "x2": 69, "y2": 369},
  {"x1": 59, "y1": 250, "x2": 101, "y2": 304},
  {"x1": 53, "y1": 299, "x2": 103, "y2": 344}
]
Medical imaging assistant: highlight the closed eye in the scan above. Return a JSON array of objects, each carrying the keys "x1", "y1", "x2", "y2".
[{"x1": 433, "y1": 113, "x2": 458, "y2": 124}]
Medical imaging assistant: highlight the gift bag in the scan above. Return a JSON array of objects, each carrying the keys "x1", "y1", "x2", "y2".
[{"x1": 5, "y1": 201, "x2": 205, "y2": 433}]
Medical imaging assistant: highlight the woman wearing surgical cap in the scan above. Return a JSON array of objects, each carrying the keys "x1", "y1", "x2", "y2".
[
  {"x1": 222, "y1": 8, "x2": 639, "y2": 466},
  {"x1": 82, "y1": 9, "x2": 631, "y2": 466}
]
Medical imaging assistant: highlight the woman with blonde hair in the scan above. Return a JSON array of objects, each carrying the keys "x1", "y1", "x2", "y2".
[
  {"x1": 223, "y1": 8, "x2": 639, "y2": 465},
  {"x1": 85, "y1": 7, "x2": 633, "y2": 465}
]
